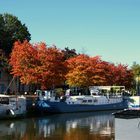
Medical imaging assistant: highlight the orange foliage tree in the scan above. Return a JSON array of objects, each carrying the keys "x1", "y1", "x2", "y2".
[
  {"x1": 10, "y1": 40, "x2": 66, "y2": 89},
  {"x1": 66, "y1": 54, "x2": 133, "y2": 89},
  {"x1": 66, "y1": 54, "x2": 107, "y2": 87},
  {"x1": 66, "y1": 54, "x2": 93, "y2": 87}
]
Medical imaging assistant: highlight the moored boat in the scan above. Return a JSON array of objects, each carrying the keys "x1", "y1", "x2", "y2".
[
  {"x1": 35, "y1": 89, "x2": 128, "y2": 114},
  {"x1": 113, "y1": 96, "x2": 140, "y2": 118},
  {"x1": 0, "y1": 94, "x2": 26, "y2": 119}
]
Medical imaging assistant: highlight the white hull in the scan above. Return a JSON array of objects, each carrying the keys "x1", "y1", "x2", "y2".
[{"x1": 0, "y1": 95, "x2": 26, "y2": 119}]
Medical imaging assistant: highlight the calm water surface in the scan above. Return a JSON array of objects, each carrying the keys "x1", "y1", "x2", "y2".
[
  {"x1": 1, "y1": 112, "x2": 139, "y2": 140},
  {"x1": 0, "y1": 111, "x2": 114, "y2": 140},
  {"x1": 115, "y1": 117, "x2": 140, "y2": 140}
]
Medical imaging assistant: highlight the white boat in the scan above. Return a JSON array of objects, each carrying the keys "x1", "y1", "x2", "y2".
[{"x1": 0, "y1": 94, "x2": 26, "y2": 119}]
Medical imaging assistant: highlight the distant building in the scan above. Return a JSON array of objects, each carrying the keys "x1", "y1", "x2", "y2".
[
  {"x1": 0, "y1": 69, "x2": 13, "y2": 93},
  {"x1": 0, "y1": 69, "x2": 30, "y2": 94}
]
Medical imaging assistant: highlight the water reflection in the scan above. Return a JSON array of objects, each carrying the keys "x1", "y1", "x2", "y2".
[{"x1": 0, "y1": 111, "x2": 115, "y2": 140}]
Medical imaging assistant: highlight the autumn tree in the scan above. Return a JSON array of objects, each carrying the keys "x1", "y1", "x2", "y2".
[
  {"x1": 0, "y1": 13, "x2": 31, "y2": 56},
  {"x1": 66, "y1": 54, "x2": 90, "y2": 87},
  {"x1": 9, "y1": 40, "x2": 37, "y2": 86},
  {"x1": 10, "y1": 40, "x2": 66, "y2": 89},
  {"x1": 94, "y1": 61, "x2": 113, "y2": 86},
  {"x1": 35, "y1": 44, "x2": 67, "y2": 89},
  {"x1": 66, "y1": 54, "x2": 104, "y2": 87},
  {"x1": 90, "y1": 56, "x2": 108, "y2": 85},
  {"x1": 66, "y1": 54, "x2": 133, "y2": 90},
  {"x1": 111, "y1": 64, "x2": 133, "y2": 88},
  {"x1": 10, "y1": 40, "x2": 133, "y2": 90},
  {"x1": 93, "y1": 62, "x2": 133, "y2": 88}
]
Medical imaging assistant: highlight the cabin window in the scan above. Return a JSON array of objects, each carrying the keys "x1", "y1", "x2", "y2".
[
  {"x1": 82, "y1": 100, "x2": 87, "y2": 103},
  {"x1": 0, "y1": 97, "x2": 9, "y2": 104},
  {"x1": 88, "y1": 100, "x2": 92, "y2": 103},
  {"x1": 92, "y1": 93, "x2": 97, "y2": 95},
  {"x1": 93, "y1": 99, "x2": 98, "y2": 102},
  {"x1": 42, "y1": 91, "x2": 45, "y2": 96}
]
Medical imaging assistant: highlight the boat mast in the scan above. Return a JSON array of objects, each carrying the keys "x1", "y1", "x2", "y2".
[{"x1": 4, "y1": 76, "x2": 15, "y2": 94}]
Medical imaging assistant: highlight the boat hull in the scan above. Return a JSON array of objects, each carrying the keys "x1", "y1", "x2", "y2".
[
  {"x1": 36, "y1": 100, "x2": 128, "y2": 114},
  {"x1": 0, "y1": 95, "x2": 27, "y2": 119},
  {"x1": 0, "y1": 108, "x2": 26, "y2": 120}
]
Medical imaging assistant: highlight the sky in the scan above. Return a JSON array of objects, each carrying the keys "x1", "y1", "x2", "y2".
[{"x1": 0, "y1": 0, "x2": 140, "y2": 66}]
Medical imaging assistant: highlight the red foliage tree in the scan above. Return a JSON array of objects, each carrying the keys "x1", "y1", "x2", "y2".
[
  {"x1": 35, "y1": 44, "x2": 67, "y2": 89},
  {"x1": 9, "y1": 40, "x2": 38, "y2": 83},
  {"x1": 10, "y1": 40, "x2": 66, "y2": 89},
  {"x1": 10, "y1": 40, "x2": 133, "y2": 90},
  {"x1": 90, "y1": 56, "x2": 107, "y2": 85},
  {"x1": 112, "y1": 64, "x2": 133, "y2": 88}
]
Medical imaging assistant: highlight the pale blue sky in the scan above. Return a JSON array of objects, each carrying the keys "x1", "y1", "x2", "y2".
[{"x1": 0, "y1": 0, "x2": 140, "y2": 66}]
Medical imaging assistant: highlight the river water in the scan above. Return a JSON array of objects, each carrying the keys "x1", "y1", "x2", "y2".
[{"x1": 0, "y1": 111, "x2": 139, "y2": 140}]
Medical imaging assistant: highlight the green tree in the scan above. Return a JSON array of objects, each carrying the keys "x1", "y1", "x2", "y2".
[
  {"x1": 62, "y1": 47, "x2": 78, "y2": 60},
  {"x1": 131, "y1": 62, "x2": 140, "y2": 93},
  {"x1": 0, "y1": 49, "x2": 9, "y2": 70},
  {"x1": 131, "y1": 62, "x2": 140, "y2": 77},
  {"x1": 0, "y1": 13, "x2": 31, "y2": 56}
]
